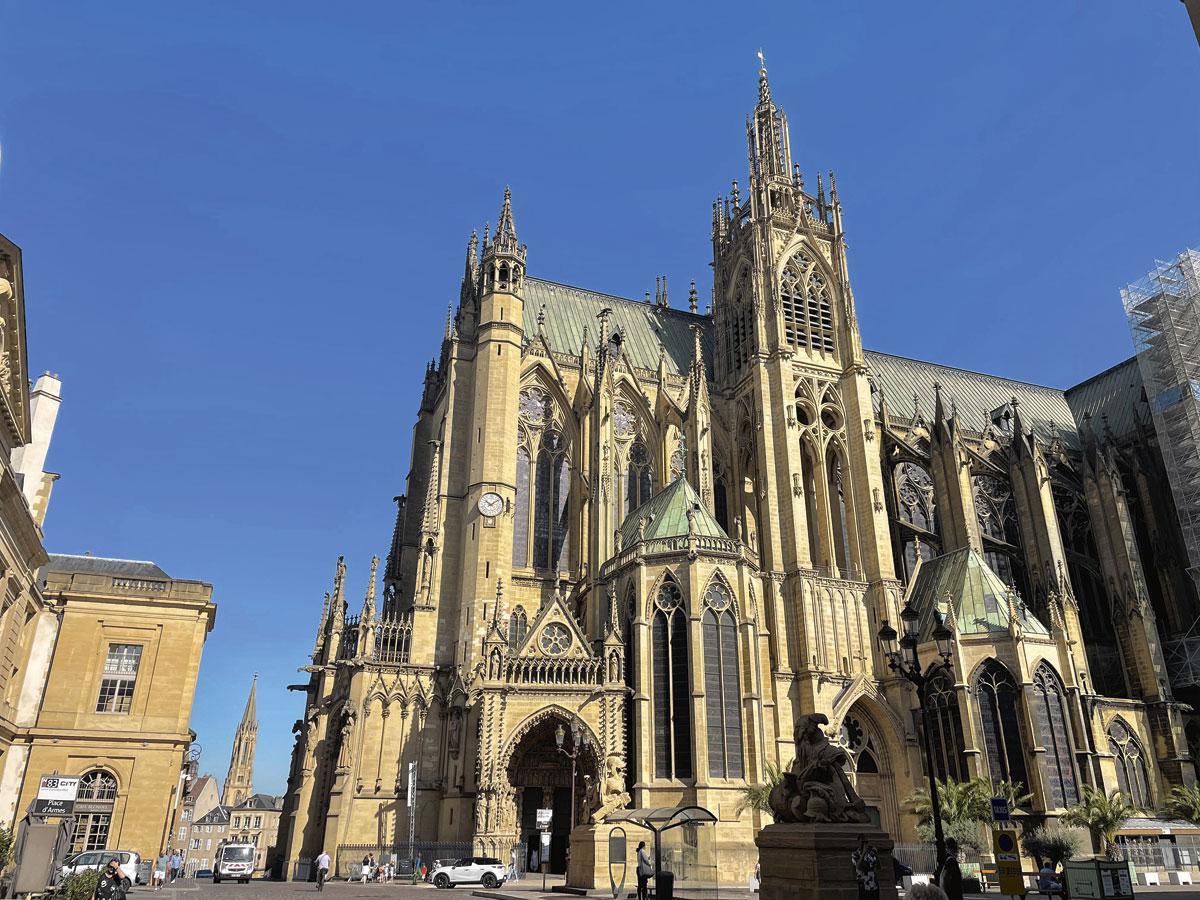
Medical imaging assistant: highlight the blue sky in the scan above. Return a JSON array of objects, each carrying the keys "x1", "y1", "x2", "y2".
[{"x1": 0, "y1": 3, "x2": 1196, "y2": 794}]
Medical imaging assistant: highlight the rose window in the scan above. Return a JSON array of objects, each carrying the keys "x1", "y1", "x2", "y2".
[
  {"x1": 656, "y1": 581, "x2": 682, "y2": 612},
  {"x1": 539, "y1": 623, "x2": 571, "y2": 656}
]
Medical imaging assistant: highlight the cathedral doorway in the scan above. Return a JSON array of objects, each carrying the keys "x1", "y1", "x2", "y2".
[
  {"x1": 506, "y1": 713, "x2": 599, "y2": 875},
  {"x1": 840, "y1": 701, "x2": 902, "y2": 840}
]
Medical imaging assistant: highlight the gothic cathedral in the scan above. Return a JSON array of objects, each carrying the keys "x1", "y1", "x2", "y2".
[{"x1": 279, "y1": 63, "x2": 1200, "y2": 881}]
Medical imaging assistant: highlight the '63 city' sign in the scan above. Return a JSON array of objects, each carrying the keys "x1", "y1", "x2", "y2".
[{"x1": 33, "y1": 776, "x2": 80, "y2": 816}]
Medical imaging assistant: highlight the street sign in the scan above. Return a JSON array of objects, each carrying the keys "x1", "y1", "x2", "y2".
[
  {"x1": 990, "y1": 797, "x2": 1010, "y2": 822},
  {"x1": 991, "y1": 828, "x2": 1022, "y2": 895},
  {"x1": 32, "y1": 776, "x2": 79, "y2": 816},
  {"x1": 536, "y1": 807, "x2": 553, "y2": 829},
  {"x1": 607, "y1": 826, "x2": 627, "y2": 900}
]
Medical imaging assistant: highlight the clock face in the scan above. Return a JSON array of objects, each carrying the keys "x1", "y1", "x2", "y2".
[{"x1": 478, "y1": 492, "x2": 504, "y2": 517}]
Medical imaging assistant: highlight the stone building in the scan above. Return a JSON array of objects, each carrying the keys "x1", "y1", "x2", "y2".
[
  {"x1": 281, "y1": 65, "x2": 1199, "y2": 881},
  {"x1": 174, "y1": 772, "x2": 220, "y2": 860},
  {"x1": 228, "y1": 793, "x2": 284, "y2": 876},
  {"x1": 16, "y1": 555, "x2": 216, "y2": 857},
  {"x1": 188, "y1": 804, "x2": 230, "y2": 874}
]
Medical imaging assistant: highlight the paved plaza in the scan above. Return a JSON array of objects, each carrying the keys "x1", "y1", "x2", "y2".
[{"x1": 130, "y1": 878, "x2": 1200, "y2": 900}]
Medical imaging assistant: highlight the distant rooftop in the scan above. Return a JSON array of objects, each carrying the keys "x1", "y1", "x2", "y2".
[{"x1": 45, "y1": 554, "x2": 170, "y2": 580}]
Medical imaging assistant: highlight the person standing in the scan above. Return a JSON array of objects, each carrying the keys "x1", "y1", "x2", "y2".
[
  {"x1": 934, "y1": 838, "x2": 964, "y2": 900},
  {"x1": 851, "y1": 836, "x2": 879, "y2": 900},
  {"x1": 92, "y1": 858, "x2": 131, "y2": 900},
  {"x1": 636, "y1": 841, "x2": 654, "y2": 900},
  {"x1": 169, "y1": 849, "x2": 182, "y2": 884},
  {"x1": 315, "y1": 850, "x2": 331, "y2": 891}
]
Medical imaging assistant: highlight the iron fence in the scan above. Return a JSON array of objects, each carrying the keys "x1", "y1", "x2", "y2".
[{"x1": 333, "y1": 841, "x2": 526, "y2": 880}]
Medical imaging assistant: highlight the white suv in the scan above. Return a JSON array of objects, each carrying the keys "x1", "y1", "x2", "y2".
[
  {"x1": 430, "y1": 856, "x2": 507, "y2": 889},
  {"x1": 61, "y1": 851, "x2": 142, "y2": 885}
]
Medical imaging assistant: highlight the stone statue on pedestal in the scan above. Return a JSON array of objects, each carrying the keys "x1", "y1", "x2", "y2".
[{"x1": 768, "y1": 713, "x2": 870, "y2": 824}]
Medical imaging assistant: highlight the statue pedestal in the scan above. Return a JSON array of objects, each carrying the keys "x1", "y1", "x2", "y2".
[
  {"x1": 755, "y1": 822, "x2": 900, "y2": 900},
  {"x1": 566, "y1": 823, "x2": 622, "y2": 891}
]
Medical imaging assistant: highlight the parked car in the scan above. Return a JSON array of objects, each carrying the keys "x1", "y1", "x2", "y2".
[
  {"x1": 195, "y1": 869, "x2": 214, "y2": 879},
  {"x1": 425, "y1": 860, "x2": 456, "y2": 883},
  {"x1": 430, "y1": 857, "x2": 507, "y2": 889},
  {"x1": 61, "y1": 850, "x2": 142, "y2": 885}
]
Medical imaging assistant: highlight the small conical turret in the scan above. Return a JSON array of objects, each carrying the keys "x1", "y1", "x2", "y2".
[
  {"x1": 240, "y1": 673, "x2": 257, "y2": 729},
  {"x1": 481, "y1": 187, "x2": 526, "y2": 292}
]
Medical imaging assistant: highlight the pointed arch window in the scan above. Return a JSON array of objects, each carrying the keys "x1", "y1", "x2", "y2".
[
  {"x1": 726, "y1": 269, "x2": 754, "y2": 377},
  {"x1": 513, "y1": 387, "x2": 571, "y2": 572},
  {"x1": 895, "y1": 462, "x2": 940, "y2": 581},
  {"x1": 828, "y1": 450, "x2": 853, "y2": 574},
  {"x1": 1107, "y1": 720, "x2": 1151, "y2": 808},
  {"x1": 702, "y1": 581, "x2": 743, "y2": 779},
  {"x1": 625, "y1": 440, "x2": 654, "y2": 517},
  {"x1": 973, "y1": 474, "x2": 1029, "y2": 598},
  {"x1": 652, "y1": 579, "x2": 692, "y2": 779},
  {"x1": 508, "y1": 606, "x2": 528, "y2": 648},
  {"x1": 780, "y1": 251, "x2": 834, "y2": 353},
  {"x1": 974, "y1": 660, "x2": 1030, "y2": 791},
  {"x1": 926, "y1": 668, "x2": 969, "y2": 783},
  {"x1": 1031, "y1": 663, "x2": 1080, "y2": 808}
]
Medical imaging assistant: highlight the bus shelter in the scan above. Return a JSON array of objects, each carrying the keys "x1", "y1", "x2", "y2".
[{"x1": 605, "y1": 806, "x2": 718, "y2": 897}]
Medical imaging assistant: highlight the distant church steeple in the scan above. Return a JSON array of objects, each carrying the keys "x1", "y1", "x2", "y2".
[{"x1": 222, "y1": 674, "x2": 257, "y2": 807}]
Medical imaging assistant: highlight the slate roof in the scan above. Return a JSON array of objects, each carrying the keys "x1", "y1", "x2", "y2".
[
  {"x1": 522, "y1": 277, "x2": 1140, "y2": 451},
  {"x1": 907, "y1": 548, "x2": 1050, "y2": 639},
  {"x1": 1063, "y1": 357, "x2": 1147, "y2": 442},
  {"x1": 44, "y1": 554, "x2": 171, "y2": 580},
  {"x1": 233, "y1": 793, "x2": 281, "y2": 811},
  {"x1": 617, "y1": 476, "x2": 728, "y2": 547},
  {"x1": 194, "y1": 805, "x2": 230, "y2": 826},
  {"x1": 523, "y1": 278, "x2": 711, "y2": 377},
  {"x1": 866, "y1": 351, "x2": 1078, "y2": 441}
]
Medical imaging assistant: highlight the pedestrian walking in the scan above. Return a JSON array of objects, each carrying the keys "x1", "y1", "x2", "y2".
[
  {"x1": 153, "y1": 851, "x2": 168, "y2": 891},
  {"x1": 315, "y1": 850, "x2": 331, "y2": 891},
  {"x1": 92, "y1": 857, "x2": 131, "y2": 900},
  {"x1": 169, "y1": 850, "x2": 182, "y2": 884},
  {"x1": 509, "y1": 846, "x2": 520, "y2": 882},
  {"x1": 636, "y1": 841, "x2": 654, "y2": 900}
]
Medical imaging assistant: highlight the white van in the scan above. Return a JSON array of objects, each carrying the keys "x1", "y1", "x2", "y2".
[{"x1": 213, "y1": 842, "x2": 256, "y2": 884}]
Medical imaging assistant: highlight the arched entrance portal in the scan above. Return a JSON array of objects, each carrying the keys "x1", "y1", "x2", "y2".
[
  {"x1": 840, "y1": 700, "x2": 902, "y2": 840},
  {"x1": 506, "y1": 713, "x2": 599, "y2": 875}
]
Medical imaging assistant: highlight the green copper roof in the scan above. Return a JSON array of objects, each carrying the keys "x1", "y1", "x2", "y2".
[
  {"x1": 909, "y1": 547, "x2": 1050, "y2": 638},
  {"x1": 618, "y1": 476, "x2": 729, "y2": 546},
  {"x1": 522, "y1": 277, "x2": 713, "y2": 377}
]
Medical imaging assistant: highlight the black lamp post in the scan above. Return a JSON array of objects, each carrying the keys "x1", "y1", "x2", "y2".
[
  {"x1": 555, "y1": 720, "x2": 590, "y2": 838},
  {"x1": 878, "y1": 600, "x2": 955, "y2": 868}
]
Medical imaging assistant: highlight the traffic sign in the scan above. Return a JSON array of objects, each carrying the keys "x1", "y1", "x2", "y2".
[
  {"x1": 992, "y1": 828, "x2": 1023, "y2": 894},
  {"x1": 32, "y1": 775, "x2": 80, "y2": 816},
  {"x1": 990, "y1": 797, "x2": 1010, "y2": 822}
]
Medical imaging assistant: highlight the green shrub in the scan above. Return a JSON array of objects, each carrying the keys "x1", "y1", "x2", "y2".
[
  {"x1": 1023, "y1": 824, "x2": 1084, "y2": 868},
  {"x1": 917, "y1": 818, "x2": 986, "y2": 853},
  {"x1": 57, "y1": 869, "x2": 101, "y2": 900}
]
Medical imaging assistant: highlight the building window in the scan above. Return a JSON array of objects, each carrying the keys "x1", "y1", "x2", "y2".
[
  {"x1": 725, "y1": 269, "x2": 755, "y2": 377},
  {"x1": 191, "y1": 838, "x2": 200, "y2": 850},
  {"x1": 894, "y1": 461, "x2": 940, "y2": 580},
  {"x1": 181, "y1": 809, "x2": 190, "y2": 821},
  {"x1": 973, "y1": 475, "x2": 1029, "y2": 598},
  {"x1": 926, "y1": 668, "x2": 969, "y2": 783},
  {"x1": 701, "y1": 581, "x2": 743, "y2": 779},
  {"x1": 651, "y1": 579, "x2": 692, "y2": 780},
  {"x1": 779, "y1": 251, "x2": 834, "y2": 353},
  {"x1": 1107, "y1": 719, "x2": 1151, "y2": 809},
  {"x1": 72, "y1": 813, "x2": 111, "y2": 852},
  {"x1": 507, "y1": 606, "x2": 528, "y2": 648},
  {"x1": 254, "y1": 816, "x2": 262, "y2": 828},
  {"x1": 974, "y1": 659, "x2": 1030, "y2": 792},
  {"x1": 96, "y1": 644, "x2": 142, "y2": 713},
  {"x1": 1031, "y1": 663, "x2": 1080, "y2": 808},
  {"x1": 624, "y1": 441, "x2": 654, "y2": 516},
  {"x1": 78, "y1": 770, "x2": 118, "y2": 801},
  {"x1": 513, "y1": 387, "x2": 571, "y2": 572},
  {"x1": 178, "y1": 827, "x2": 186, "y2": 841}
]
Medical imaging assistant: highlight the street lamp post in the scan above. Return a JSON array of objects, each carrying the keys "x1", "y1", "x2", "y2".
[
  {"x1": 555, "y1": 720, "x2": 590, "y2": 855},
  {"x1": 877, "y1": 600, "x2": 955, "y2": 869}
]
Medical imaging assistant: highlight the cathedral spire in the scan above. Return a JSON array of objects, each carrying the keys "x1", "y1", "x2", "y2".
[
  {"x1": 222, "y1": 674, "x2": 258, "y2": 807},
  {"x1": 748, "y1": 50, "x2": 791, "y2": 182}
]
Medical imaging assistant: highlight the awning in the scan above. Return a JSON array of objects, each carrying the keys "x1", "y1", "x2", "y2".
[{"x1": 605, "y1": 806, "x2": 717, "y2": 832}]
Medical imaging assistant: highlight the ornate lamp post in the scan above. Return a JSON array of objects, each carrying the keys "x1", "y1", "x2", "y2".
[
  {"x1": 555, "y1": 720, "x2": 590, "y2": 835},
  {"x1": 878, "y1": 600, "x2": 955, "y2": 868}
]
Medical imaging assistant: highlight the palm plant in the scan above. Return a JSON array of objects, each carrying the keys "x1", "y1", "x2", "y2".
[
  {"x1": 1165, "y1": 784, "x2": 1200, "y2": 825},
  {"x1": 737, "y1": 760, "x2": 783, "y2": 816},
  {"x1": 1061, "y1": 785, "x2": 1135, "y2": 858},
  {"x1": 990, "y1": 779, "x2": 1033, "y2": 811},
  {"x1": 908, "y1": 776, "x2": 992, "y2": 827}
]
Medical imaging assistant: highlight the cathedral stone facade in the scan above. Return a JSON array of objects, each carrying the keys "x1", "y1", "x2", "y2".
[{"x1": 280, "y1": 66, "x2": 1199, "y2": 880}]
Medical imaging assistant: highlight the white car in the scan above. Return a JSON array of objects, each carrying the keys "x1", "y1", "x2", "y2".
[
  {"x1": 430, "y1": 856, "x2": 507, "y2": 889},
  {"x1": 61, "y1": 850, "x2": 142, "y2": 885}
]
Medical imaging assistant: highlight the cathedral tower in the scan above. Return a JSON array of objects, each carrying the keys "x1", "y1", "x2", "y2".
[{"x1": 222, "y1": 674, "x2": 257, "y2": 807}]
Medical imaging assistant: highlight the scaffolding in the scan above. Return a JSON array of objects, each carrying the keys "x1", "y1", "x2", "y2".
[{"x1": 1122, "y1": 247, "x2": 1200, "y2": 688}]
